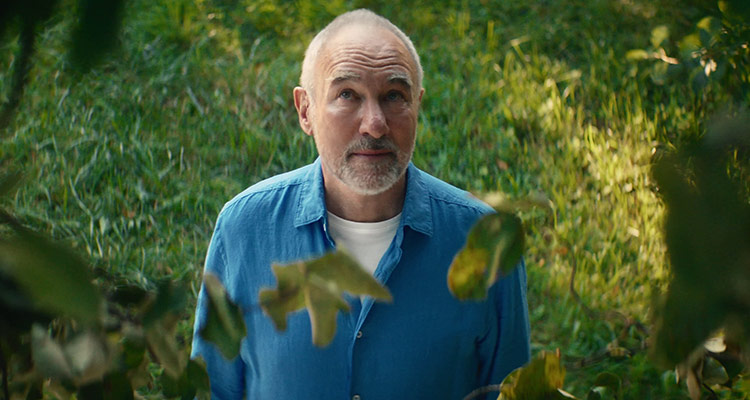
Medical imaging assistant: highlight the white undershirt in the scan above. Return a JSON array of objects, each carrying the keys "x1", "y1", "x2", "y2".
[{"x1": 326, "y1": 211, "x2": 402, "y2": 275}]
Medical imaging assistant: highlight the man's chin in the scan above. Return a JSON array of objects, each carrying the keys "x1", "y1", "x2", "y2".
[{"x1": 340, "y1": 168, "x2": 406, "y2": 196}]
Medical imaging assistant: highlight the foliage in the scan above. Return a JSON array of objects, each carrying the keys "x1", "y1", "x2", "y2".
[
  {"x1": 260, "y1": 250, "x2": 391, "y2": 347},
  {"x1": 448, "y1": 207, "x2": 525, "y2": 301},
  {"x1": 197, "y1": 273, "x2": 246, "y2": 359},
  {"x1": 0, "y1": 207, "x2": 212, "y2": 398},
  {"x1": 627, "y1": 0, "x2": 749, "y2": 105},
  {"x1": 0, "y1": 0, "x2": 125, "y2": 131},
  {"x1": 498, "y1": 351, "x2": 571, "y2": 400},
  {"x1": 651, "y1": 112, "x2": 750, "y2": 399},
  {"x1": 1, "y1": 0, "x2": 749, "y2": 398}
]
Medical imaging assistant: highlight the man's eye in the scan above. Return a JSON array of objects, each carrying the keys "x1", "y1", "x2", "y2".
[
  {"x1": 385, "y1": 91, "x2": 404, "y2": 101},
  {"x1": 339, "y1": 90, "x2": 354, "y2": 99}
]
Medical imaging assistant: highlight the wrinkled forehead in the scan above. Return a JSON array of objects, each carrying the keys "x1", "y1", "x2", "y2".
[{"x1": 316, "y1": 25, "x2": 418, "y2": 88}]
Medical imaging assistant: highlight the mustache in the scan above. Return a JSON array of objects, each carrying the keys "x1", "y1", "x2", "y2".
[{"x1": 345, "y1": 136, "x2": 398, "y2": 155}]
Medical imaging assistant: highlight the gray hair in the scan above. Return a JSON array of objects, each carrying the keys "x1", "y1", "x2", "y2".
[{"x1": 299, "y1": 9, "x2": 423, "y2": 100}]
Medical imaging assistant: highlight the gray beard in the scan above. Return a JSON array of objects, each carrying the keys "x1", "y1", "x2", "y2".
[{"x1": 336, "y1": 154, "x2": 407, "y2": 195}]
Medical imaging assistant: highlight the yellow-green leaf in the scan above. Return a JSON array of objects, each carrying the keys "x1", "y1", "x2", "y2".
[
  {"x1": 260, "y1": 250, "x2": 391, "y2": 347},
  {"x1": 448, "y1": 211, "x2": 524, "y2": 301},
  {"x1": 625, "y1": 49, "x2": 650, "y2": 61},
  {"x1": 650, "y1": 25, "x2": 670, "y2": 48},
  {"x1": 499, "y1": 351, "x2": 568, "y2": 400}
]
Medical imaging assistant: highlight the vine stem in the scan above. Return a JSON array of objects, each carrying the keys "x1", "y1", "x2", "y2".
[
  {"x1": 462, "y1": 384, "x2": 502, "y2": 400},
  {"x1": 0, "y1": 20, "x2": 36, "y2": 133},
  {"x1": 1, "y1": 344, "x2": 9, "y2": 400}
]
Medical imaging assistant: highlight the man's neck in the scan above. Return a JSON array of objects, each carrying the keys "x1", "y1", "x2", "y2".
[{"x1": 323, "y1": 172, "x2": 406, "y2": 223}]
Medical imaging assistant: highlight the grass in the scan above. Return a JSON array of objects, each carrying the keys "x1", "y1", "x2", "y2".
[{"x1": 1, "y1": 0, "x2": 745, "y2": 398}]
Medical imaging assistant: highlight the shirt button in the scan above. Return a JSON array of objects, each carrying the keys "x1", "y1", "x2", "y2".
[
  {"x1": 356, "y1": 331, "x2": 363, "y2": 339},
  {"x1": 352, "y1": 395, "x2": 361, "y2": 400}
]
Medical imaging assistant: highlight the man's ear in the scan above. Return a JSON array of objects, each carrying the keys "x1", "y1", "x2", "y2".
[
  {"x1": 418, "y1": 88, "x2": 425, "y2": 104},
  {"x1": 293, "y1": 87, "x2": 314, "y2": 137}
]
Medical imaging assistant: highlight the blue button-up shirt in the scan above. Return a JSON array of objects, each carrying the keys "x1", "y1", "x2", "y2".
[{"x1": 191, "y1": 158, "x2": 530, "y2": 399}]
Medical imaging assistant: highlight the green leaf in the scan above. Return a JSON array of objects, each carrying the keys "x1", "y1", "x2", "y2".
[
  {"x1": 696, "y1": 16, "x2": 721, "y2": 36},
  {"x1": 650, "y1": 25, "x2": 669, "y2": 48},
  {"x1": 161, "y1": 369, "x2": 194, "y2": 400},
  {"x1": 187, "y1": 358, "x2": 210, "y2": 393},
  {"x1": 198, "y1": 273, "x2": 247, "y2": 359},
  {"x1": 305, "y1": 283, "x2": 350, "y2": 347},
  {"x1": 104, "y1": 372, "x2": 134, "y2": 400},
  {"x1": 447, "y1": 211, "x2": 524, "y2": 301},
  {"x1": 258, "y1": 264, "x2": 306, "y2": 331},
  {"x1": 586, "y1": 390, "x2": 602, "y2": 400},
  {"x1": 499, "y1": 351, "x2": 567, "y2": 400},
  {"x1": 625, "y1": 49, "x2": 649, "y2": 61},
  {"x1": 592, "y1": 372, "x2": 621, "y2": 391},
  {"x1": 142, "y1": 279, "x2": 188, "y2": 328},
  {"x1": 0, "y1": 269, "x2": 52, "y2": 334},
  {"x1": 718, "y1": 0, "x2": 750, "y2": 22},
  {"x1": 70, "y1": 0, "x2": 126, "y2": 71},
  {"x1": 702, "y1": 356, "x2": 729, "y2": 386},
  {"x1": 678, "y1": 33, "x2": 702, "y2": 56},
  {"x1": 0, "y1": 230, "x2": 101, "y2": 324},
  {"x1": 146, "y1": 315, "x2": 185, "y2": 379},
  {"x1": 259, "y1": 251, "x2": 392, "y2": 347},
  {"x1": 162, "y1": 353, "x2": 209, "y2": 399},
  {"x1": 121, "y1": 327, "x2": 146, "y2": 369},
  {"x1": 305, "y1": 251, "x2": 392, "y2": 300},
  {"x1": 651, "y1": 120, "x2": 750, "y2": 367},
  {"x1": 109, "y1": 280, "x2": 149, "y2": 308},
  {"x1": 77, "y1": 372, "x2": 134, "y2": 400},
  {"x1": 590, "y1": 372, "x2": 621, "y2": 399},
  {"x1": 650, "y1": 61, "x2": 669, "y2": 85}
]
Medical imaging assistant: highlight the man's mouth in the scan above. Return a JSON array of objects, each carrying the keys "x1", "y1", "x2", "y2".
[{"x1": 351, "y1": 149, "x2": 393, "y2": 157}]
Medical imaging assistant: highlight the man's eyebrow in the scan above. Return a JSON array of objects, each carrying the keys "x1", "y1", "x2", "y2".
[
  {"x1": 328, "y1": 71, "x2": 361, "y2": 84},
  {"x1": 387, "y1": 73, "x2": 413, "y2": 89}
]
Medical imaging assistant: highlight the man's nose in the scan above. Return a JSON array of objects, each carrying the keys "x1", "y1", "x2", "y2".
[{"x1": 359, "y1": 99, "x2": 388, "y2": 138}]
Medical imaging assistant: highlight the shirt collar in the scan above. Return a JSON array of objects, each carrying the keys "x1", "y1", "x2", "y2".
[
  {"x1": 401, "y1": 163, "x2": 433, "y2": 236},
  {"x1": 294, "y1": 158, "x2": 434, "y2": 237},
  {"x1": 294, "y1": 157, "x2": 327, "y2": 228}
]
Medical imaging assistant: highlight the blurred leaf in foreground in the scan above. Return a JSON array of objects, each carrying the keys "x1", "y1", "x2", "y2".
[
  {"x1": 0, "y1": 227, "x2": 101, "y2": 325},
  {"x1": 259, "y1": 251, "x2": 392, "y2": 347},
  {"x1": 198, "y1": 273, "x2": 247, "y2": 359},
  {"x1": 448, "y1": 210, "x2": 524, "y2": 301},
  {"x1": 651, "y1": 113, "x2": 750, "y2": 368},
  {"x1": 70, "y1": 0, "x2": 125, "y2": 71},
  {"x1": 146, "y1": 314, "x2": 185, "y2": 379},
  {"x1": 161, "y1": 358, "x2": 210, "y2": 400},
  {"x1": 499, "y1": 350, "x2": 574, "y2": 400}
]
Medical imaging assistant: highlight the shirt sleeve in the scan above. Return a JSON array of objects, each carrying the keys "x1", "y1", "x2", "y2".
[
  {"x1": 477, "y1": 257, "x2": 531, "y2": 388},
  {"x1": 190, "y1": 222, "x2": 246, "y2": 399}
]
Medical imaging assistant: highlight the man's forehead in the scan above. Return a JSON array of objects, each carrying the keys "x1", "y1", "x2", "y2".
[
  {"x1": 326, "y1": 69, "x2": 413, "y2": 89},
  {"x1": 316, "y1": 25, "x2": 416, "y2": 81}
]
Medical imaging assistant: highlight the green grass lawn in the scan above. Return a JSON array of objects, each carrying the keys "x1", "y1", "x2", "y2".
[{"x1": 2, "y1": 0, "x2": 746, "y2": 398}]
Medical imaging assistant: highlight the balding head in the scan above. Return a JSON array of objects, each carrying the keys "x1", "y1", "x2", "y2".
[{"x1": 300, "y1": 9, "x2": 423, "y2": 102}]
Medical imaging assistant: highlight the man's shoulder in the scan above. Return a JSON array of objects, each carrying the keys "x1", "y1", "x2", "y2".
[
  {"x1": 415, "y1": 167, "x2": 493, "y2": 216},
  {"x1": 218, "y1": 163, "x2": 314, "y2": 219}
]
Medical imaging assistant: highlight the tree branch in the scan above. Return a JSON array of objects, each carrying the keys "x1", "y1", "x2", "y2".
[
  {"x1": 462, "y1": 384, "x2": 502, "y2": 400},
  {"x1": 0, "y1": 344, "x2": 9, "y2": 400}
]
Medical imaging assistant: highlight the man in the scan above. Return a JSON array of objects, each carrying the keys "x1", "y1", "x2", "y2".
[{"x1": 191, "y1": 9, "x2": 530, "y2": 399}]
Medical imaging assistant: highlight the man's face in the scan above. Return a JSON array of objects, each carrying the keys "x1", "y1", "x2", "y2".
[{"x1": 300, "y1": 25, "x2": 423, "y2": 196}]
